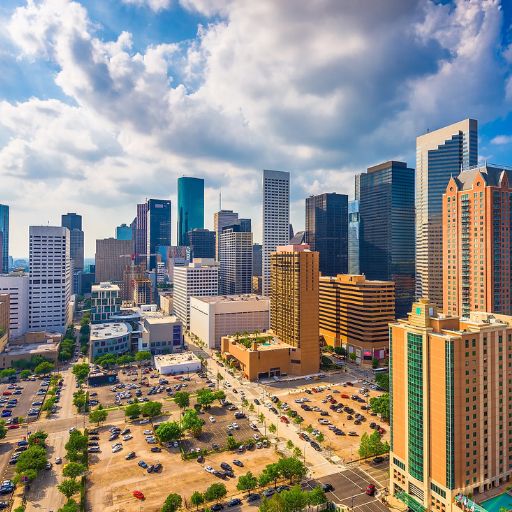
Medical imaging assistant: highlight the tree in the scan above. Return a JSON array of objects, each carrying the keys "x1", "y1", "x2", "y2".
[
  {"x1": 63, "y1": 462, "x2": 87, "y2": 479},
  {"x1": 258, "y1": 413, "x2": 265, "y2": 424},
  {"x1": 268, "y1": 424, "x2": 277, "y2": 434},
  {"x1": 316, "y1": 433, "x2": 324, "y2": 443},
  {"x1": 182, "y1": 409, "x2": 204, "y2": 437},
  {"x1": 73, "y1": 390, "x2": 87, "y2": 413},
  {"x1": 237, "y1": 472, "x2": 258, "y2": 495},
  {"x1": 375, "y1": 373, "x2": 389, "y2": 391},
  {"x1": 58, "y1": 499, "x2": 80, "y2": 512},
  {"x1": 0, "y1": 368, "x2": 17, "y2": 379},
  {"x1": 259, "y1": 463, "x2": 280, "y2": 488},
  {"x1": 308, "y1": 487, "x2": 327, "y2": 506},
  {"x1": 196, "y1": 388, "x2": 216, "y2": 409},
  {"x1": 174, "y1": 391, "x2": 190, "y2": 412},
  {"x1": 369, "y1": 393, "x2": 390, "y2": 421},
  {"x1": 19, "y1": 370, "x2": 32, "y2": 379},
  {"x1": 15, "y1": 445, "x2": 47, "y2": 481},
  {"x1": 57, "y1": 479, "x2": 81, "y2": 499},
  {"x1": 286, "y1": 440, "x2": 294, "y2": 450},
  {"x1": 372, "y1": 358, "x2": 379, "y2": 369},
  {"x1": 349, "y1": 352, "x2": 357, "y2": 362},
  {"x1": 135, "y1": 351, "x2": 151, "y2": 362},
  {"x1": 34, "y1": 361, "x2": 55, "y2": 375},
  {"x1": 141, "y1": 401, "x2": 162, "y2": 419},
  {"x1": 162, "y1": 493, "x2": 182, "y2": 512},
  {"x1": 281, "y1": 485, "x2": 308, "y2": 512},
  {"x1": 204, "y1": 483, "x2": 227, "y2": 503},
  {"x1": 89, "y1": 407, "x2": 108, "y2": 426},
  {"x1": 125, "y1": 403, "x2": 141, "y2": 418},
  {"x1": 156, "y1": 422, "x2": 182, "y2": 442},
  {"x1": 358, "y1": 431, "x2": 389, "y2": 459},
  {"x1": 191, "y1": 491, "x2": 204, "y2": 511},
  {"x1": 72, "y1": 363, "x2": 90, "y2": 384},
  {"x1": 292, "y1": 447, "x2": 302, "y2": 459},
  {"x1": 249, "y1": 403, "x2": 255, "y2": 413},
  {"x1": 28, "y1": 431, "x2": 48, "y2": 447},
  {"x1": 276, "y1": 457, "x2": 307, "y2": 484},
  {"x1": 227, "y1": 435, "x2": 238, "y2": 451},
  {"x1": 0, "y1": 420, "x2": 7, "y2": 441},
  {"x1": 259, "y1": 492, "x2": 286, "y2": 512},
  {"x1": 65, "y1": 431, "x2": 88, "y2": 454}
]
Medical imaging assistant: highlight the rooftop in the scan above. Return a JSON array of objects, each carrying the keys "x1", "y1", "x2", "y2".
[
  {"x1": 92, "y1": 282, "x2": 120, "y2": 292},
  {"x1": 224, "y1": 332, "x2": 291, "y2": 351},
  {"x1": 91, "y1": 322, "x2": 131, "y2": 340},
  {"x1": 2, "y1": 342, "x2": 59, "y2": 356},
  {"x1": 193, "y1": 294, "x2": 268, "y2": 304},
  {"x1": 144, "y1": 313, "x2": 180, "y2": 325},
  {"x1": 154, "y1": 352, "x2": 201, "y2": 365}
]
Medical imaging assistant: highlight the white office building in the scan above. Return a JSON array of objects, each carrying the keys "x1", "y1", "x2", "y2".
[
  {"x1": 214, "y1": 210, "x2": 239, "y2": 260},
  {"x1": 173, "y1": 258, "x2": 219, "y2": 328},
  {"x1": 219, "y1": 226, "x2": 253, "y2": 295},
  {"x1": 91, "y1": 282, "x2": 121, "y2": 323},
  {"x1": 190, "y1": 294, "x2": 270, "y2": 349},
  {"x1": 0, "y1": 272, "x2": 29, "y2": 337},
  {"x1": 28, "y1": 226, "x2": 72, "y2": 333},
  {"x1": 262, "y1": 169, "x2": 290, "y2": 296}
]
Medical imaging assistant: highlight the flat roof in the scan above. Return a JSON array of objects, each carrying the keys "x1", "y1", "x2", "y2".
[
  {"x1": 225, "y1": 333, "x2": 291, "y2": 352},
  {"x1": 144, "y1": 313, "x2": 180, "y2": 325},
  {"x1": 2, "y1": 342, "x2": 59, "y2": 356},
  {"x1": 193, "y1": 294, "x2": 268, "y2": 304},
  {"x1": 154, "y1": 352, "x2": 201, "y2": 365},
  {"x1": 92, "y1": 282, "x2": 120, "y2": 292},
  {"x1": 91, "y1": 322, "x2": 131, "y2": 340}
]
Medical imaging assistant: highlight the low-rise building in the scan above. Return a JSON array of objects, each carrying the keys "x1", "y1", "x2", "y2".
[
  {"x1": 90, "y1": 322, "x2": 131, "y2": 359},
  {"x1": 159, "y1": 292, "x2": 173, "y2": 315},
  {"x1": 190, "y1": 294, "x2": 270, "y2": 349},
  {"x1": 154, "y1": 352, "x2": 201, "y2": 375},
  {"x1": 91, "y1": 282, "x2": 121, "y2": 323},
  {"x1": 0, "y1": 331, "x2": 61, "y2": 368},
  {"x1": 0, "y1": 272, "x2": 29, "y2": 337},
  {"x1": 319, "y1": 274, "x2": 395, "y2": 364},
  {"x1": 139, "y1": 305, "x2": 183, "y2": 354}
]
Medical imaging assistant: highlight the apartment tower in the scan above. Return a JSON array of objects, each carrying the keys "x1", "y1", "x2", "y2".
[
  {"x1": 390, "y1": 299, "x2": 512, "y2": 512},
  {"x1": 305, "y1": 193, "x2": 348, "y2": 276},
  {"x1": 270, "y1": 244, "x2": 319, "y2": 375},
  {"x1": 262, "y1": 170, "x2": 290, "y2": 296},
  {"x1": 28, "y1": 226, "x2": 72, "y2": 332},
  {"x1": 416, "y1": 119, "x2": 478, "y2": 310},
  {"x1": 443, "y1": 165, "x2": 512, "y2": 317},
  {"x1": 348, "y1": 200, "x2": 360, "y2": 275}
]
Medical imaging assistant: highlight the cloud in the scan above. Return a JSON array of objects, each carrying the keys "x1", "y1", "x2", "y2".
[
  {"x1": 491, "y1": 134, "x2": 512, "y2": 145},
  {"x1": 121, "y1": 0, "x2": 172, "y2": 12},
  {"x1": 2, "y1": 0, "x2": 512, "y2": 255}
]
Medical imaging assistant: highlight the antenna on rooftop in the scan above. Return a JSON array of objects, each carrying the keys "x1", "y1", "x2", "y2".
[{"x1": 219, "y1": 190, "x2": 222, "y2": 211}]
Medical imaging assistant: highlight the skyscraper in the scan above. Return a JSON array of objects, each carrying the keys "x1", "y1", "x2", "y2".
[
  {"x1": 359, "y1": 161, "x2": 415, "y2": 318},
  {"x1": 61, "y1": 213, "x2": 84, "y2": 295},
  {"x1": 0, "y1": 205, "x2": 9, "y2": 274},
  {"x1": 416, "y1": 118, "x2": 478, "y2": 309},
  {"x1": 219, "y1": 225, "x2": 253, "y2": 294},
  {"x1": 305, "y1": 193, "x2": 348, "y2": 276},
  {"x1": 135, "y1": 202, "x2": 148, "y2": 266},
  {"x1": 348, "y1": 199, "x2": 360, "y2": 274},
  {"x1": 146, "y1": 199, "x2": 171, "y2": 271},
  {"x1": 177, "y1": 177, "x2": 204, "y2": 246},
  {"x1": 443, "y1": 165, "x2": 512, "y2": 317},
  {"x1": 116, "y1": 223, "x2": 132, "y2": 240},
  {"x1": 270, "y1": 244, "x2": 319, "y2": 375},
  {"x1": 95, "y1": 238, "x2": 133, "y2": 284},
  {"x1": 390, "y1": 299, "x2": 512, "y2": 511},
  {"x1": 262, "y1": 169, "x2": 290, "y2": 296},
  {"x1": 189, "y1": 229, "x2": 216, "y2": 259},
  {"x1": 28, "y1": 226, "x2": 72, "y2": 332},
  {"x1": 214, "y1": 210, "x2": 239, "y2": 260},
  {"x1": 252, "y1": 244, "x2": 262, "y2": 276}
]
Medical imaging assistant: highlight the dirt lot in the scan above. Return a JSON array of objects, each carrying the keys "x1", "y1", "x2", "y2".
[
  {"x1": 280, "y1": 382, "x2": 389, "y2": 462},
  {"x1": 88, "y1": 420, "x2": 279, "y2": 512}
]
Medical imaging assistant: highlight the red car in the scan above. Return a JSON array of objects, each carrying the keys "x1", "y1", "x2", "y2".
[
  {"x1": 133, "y1": 490, "x2": 145, "y2": 500},
  {"x1": 8, "y1": 425, "x2": 20, "y2": 430},
  {"x1": 280, "y1": 416, "x2": 289, "y2": 424},
  {"x1": 2, "y1": 391, "x2": 12, "y2": 396},
  {"x1": 366, "y1": 484, "x2": 376, "y2": 496}
]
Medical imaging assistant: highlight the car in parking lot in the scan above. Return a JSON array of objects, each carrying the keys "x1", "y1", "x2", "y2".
[
  {"x1": 246, "y1": 493, "x2": 260, "y2": 502},
  {"x1": 211, "y1": 504, "x2": 224, "y2": 511},
  {"x1": 366, "y1": 484, "x2": 376, "y2": 496},
  {"x1": 125, "y1": 451, "x2": 136, "y2": 460},
  {"x1": 227, "y1": 498, "x2": 241, "y2": 507},
  {"x1": 138, "y1": 460, "x2": 148, "y2": 469},
  {"x1": 232, "y1": 459, "x2": 243, "y2": 467}
]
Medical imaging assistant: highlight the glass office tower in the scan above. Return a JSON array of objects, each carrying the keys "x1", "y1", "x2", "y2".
[
  {"x1": 146, "y1": 199, "x2": 172, "y2": 270},
  {"x1": 359, "y1": 161, "x2": 415, "y2": 318},
  {"x1": 348, "y1": 200, "x2": 360, "y2": 275},
  {"x1": 0, "y1": 205, "x2": 8, "y2": 273},
  {"x1": 177, "y1": 177, "x2": 204, "y2": 246}
]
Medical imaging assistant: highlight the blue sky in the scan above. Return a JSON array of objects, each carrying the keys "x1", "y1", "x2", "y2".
[{"x1": 1, "y1": 0, "x2": 512, "y2": 256}]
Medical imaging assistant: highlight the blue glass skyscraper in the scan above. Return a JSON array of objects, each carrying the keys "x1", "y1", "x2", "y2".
[
  {"x1": 0, "y1": 205, "x2": 9, "y2": 273},
  {"x1": 177, "y1": 177, "x2": 204, "y2": 246},
  {"x1": 147, "y1": 199, "x2": 172, "y2": 270}
]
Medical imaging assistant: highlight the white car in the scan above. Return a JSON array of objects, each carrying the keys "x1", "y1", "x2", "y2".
[
  {"x1": 253, "y1": 434, "x2": 260, "y2": 441},
  {"x1": 231, "y1": 422, "x2": 239, "y2": 429},
  {"x1": 204, "y1": 466, "x2": 215, "y2": 473},
  {"x1": 209, "y1": 416, "x2": 216, "y2": 423},
  {"x1": 139, "y1": 419, "x2": 150, "y2": 425},
  {"x1": 123, "y1": 434, "x2": 133, "y2": 441},
  {"x1": 112, "y1": 445, "x2": 123, "y2": 453},
  {"x1": 250, "y1": 423, "x2": 259, "y2": 431},
  {"x1": 143, "y1": 430, "x2": 153, "y2": 435}
]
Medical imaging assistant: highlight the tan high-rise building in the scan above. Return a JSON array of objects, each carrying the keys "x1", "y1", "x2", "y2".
[
  {"x1": 390, "y1": 299, "x2": 512, "y2": 512},
  {"x1": 443, "y1": 165, "x2": 512, "y2": 317},
  {"x1": 319, "y1": 274, "x2": 394, "y2": 364},
  {"x1": 95, "y1": 238, "x2": 133, "y2": 284},
  {"x1": 270, "y1": 244, "x2": 319, "y2": 375},
  {"x1": 416, "y1": 119, "x2": 478, "y2": 310}
]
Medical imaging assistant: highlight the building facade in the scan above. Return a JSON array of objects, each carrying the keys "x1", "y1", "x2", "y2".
[
  {"x1": 139, "y1": 310, "x2": 183, "y2": 354},
  {"x1": 319, "y1": 274, "x2": 395, "y2": 363},
  {"x1": 0, "y1": 294, "x2": 9, "y2": 352},
  {"x1": 305, "y1": 193, "x2": 348, "y2": 276},
  {"x1": 390, "y1": 299, "x2": 512, "y2": 512},
  {"x1": 173, "y1": 259, "x2": 219, "y2": 328},
  {"x1": 262, "y1": 170, "x2": 290, "y2": 296},
  {"x1": 90, "y1": 322, "x2": 131, "y2": 359},
  {"x1": 252, "y1": 244, "x2": 262, "y2": 277},
  {"x1": 214, "y1": 210, "x2": 240, "y2": 260},
  {"x1": 190, "y1": 294, "x2": 270, "y2": 349},
  {"x1": 348, "y1": 199, "x2": 360, "y2": 275},
  {"x1": 189, "y1": 229, "x2": 216, "y2": 260},
  {"x1": 219, "y1": 225, "x2": 253, "y2": 295},
  {"x1": 91, "y1": 282, "x2": 121, "y2": 323},
  {"x1": 443, "y1": 165, "x2": 512, "y2": 317},
  {"x1": 416, "y1": 119, "x2": 478, "y2": 310},
  {"x1": 177, "y1": 177, "x2": 204, "y2": 246},
  {"x1": 95, "y1": 238, "x2": 133, "y2": 284},
  {"x1": 0, "y1": 272, "x2": 29, "y2": 337},
  {"x1": 146, "y1": 199, "x2": 171, "y2": 271},
  {"x1": 135, "y1": 202, "x2": 148, "y2": 265},
  {"x1": 359, "y1": 161, "x2": 415, "y2": 318},
  {"x1": 28, "y1": 226, "x2": 72, "y2": 333},
  {"x1": 0, "y1": 205, "x2": 9, "y2": 274},
  {"x1": 270, "y1": 244, "x2": 319, "y2": 375},
  {"x1": 116, "y1": 223, "x2": 132, "y2": 240}
]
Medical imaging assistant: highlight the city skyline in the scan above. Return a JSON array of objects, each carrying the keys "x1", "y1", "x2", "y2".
[{"x1": 1, "y1": 1, "x2": 512, "y2": 256}]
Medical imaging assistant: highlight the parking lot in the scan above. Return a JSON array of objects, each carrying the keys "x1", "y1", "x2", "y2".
[
  {"x1": 88, "y1": 419, "x2": 279, "y2": 512},
  {"x1": 0, "y1": 378, "x2": 48, "y2": 426},
  {"x1": 306, "y1": 466, "x2": 388, "y2": 512}
]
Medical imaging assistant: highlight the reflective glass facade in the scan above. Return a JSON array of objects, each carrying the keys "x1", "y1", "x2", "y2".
[
  {"x1": 348, "y1": 200, "x2": 360, "y2": 274},
  {"x1": 0, "y1": 205, "x2": 8, "y2": 274},
  {"x1": 177, "y1": 177, "x2": 204, "y2": 246},
  {"x1": 147, "y1": 199, "x2": 172, "y2": 270},
  {"x1": 189, "y1": 229, "x2": 216, "y2": 259}
]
